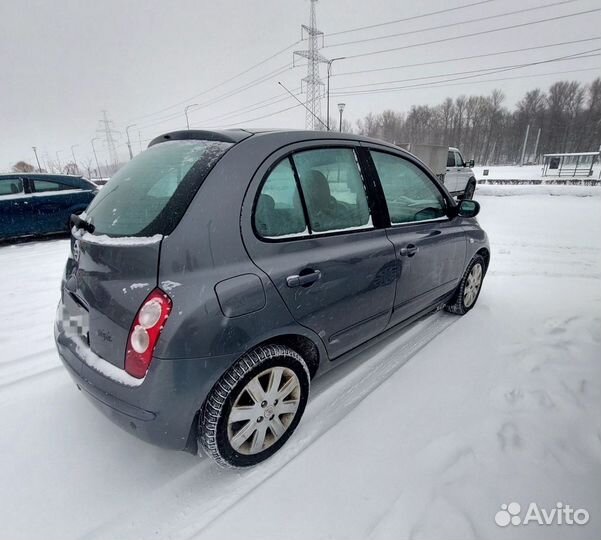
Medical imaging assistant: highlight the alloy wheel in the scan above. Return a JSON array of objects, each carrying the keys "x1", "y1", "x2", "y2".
[
  {"x1": 463, "y1": 262, "x2": 483, "y2": 308},
  {"x1": 227, "y1": 366, "x2": 301, "y2": 455}
]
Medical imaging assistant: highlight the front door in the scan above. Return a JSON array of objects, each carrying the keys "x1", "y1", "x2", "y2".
[
  {"x1": 243, "y1": 144, "x2": 397, "y2": 359},
  {"x1": 367, "y1": 149, "x2": 467, "y2": 326},
  {"x1": 445, "y1": 150, "x2": 460, "y2": 193},
  {"x1": 453, "y1": 149, "x2": 471, "y2": 193}
]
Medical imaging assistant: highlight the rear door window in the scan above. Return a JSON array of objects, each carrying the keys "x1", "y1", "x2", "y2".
[
  {"x1": 0, "y1": 178, "x2": 24, "y2": 197},
  {"x1": 32, "y1": 179, "x2": 69, "y2": 192},
  {"x1": 255, "y1": 159, "x2": 307, "y2": 238},
  {"x1": 447, "y1": 151, "x2": 456, "y2": 167},
  {"x1": 370, "y1": 151, "x2": 447, "y2": 224},
  {"x1": 292, "y1": 148, "x2": 372, "y2": 233},
  {"x1": 84, "y1": 140, "x2": 232, "y2": 236}
]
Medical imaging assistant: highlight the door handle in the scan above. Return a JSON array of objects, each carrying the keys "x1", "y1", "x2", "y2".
[
  {"x1": 399, "y1": 244, "x2": 419, "y2": 257},
  {"x1": 287, "y1": 269, "x2": 321, "y2": 288}
]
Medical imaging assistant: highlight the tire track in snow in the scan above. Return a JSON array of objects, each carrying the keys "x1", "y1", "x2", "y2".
[
  {"x1": 0, "y1": 346, "x2": 62, "y2": 392},
  {"x1": 82, "y1": 311, "x2": 458, "y2": 540}
]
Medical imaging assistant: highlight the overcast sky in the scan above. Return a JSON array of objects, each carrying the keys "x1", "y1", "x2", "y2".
[{"x1": 1, "y1": 0, "x2": 600, "y2": 171}]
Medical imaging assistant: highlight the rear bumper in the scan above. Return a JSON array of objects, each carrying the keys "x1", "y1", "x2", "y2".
[{"x1": 55, "y1": 304, "x2": 236, "y2": 452}]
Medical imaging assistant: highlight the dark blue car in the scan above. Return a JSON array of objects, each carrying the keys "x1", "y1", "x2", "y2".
[{"x1": 0, "y1": 173, "x2": 97, "y2": 241}]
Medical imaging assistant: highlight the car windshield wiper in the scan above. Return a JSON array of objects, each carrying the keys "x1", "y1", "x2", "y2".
[{"x1": 70, "y1": 214, "x2": 95, "y2": 234}]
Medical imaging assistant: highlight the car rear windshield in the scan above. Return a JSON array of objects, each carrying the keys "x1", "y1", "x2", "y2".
[{"x1": 84, "y1": 140, "x2": 233, "y2": 236}]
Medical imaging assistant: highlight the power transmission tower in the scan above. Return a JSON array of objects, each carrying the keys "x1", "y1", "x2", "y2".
[
  {"x1": 97, "y1": 110, "x2": 120, "y2": 167},
  {"x1": 294, "y1": 0, "x2": 328, "y2": 130}
]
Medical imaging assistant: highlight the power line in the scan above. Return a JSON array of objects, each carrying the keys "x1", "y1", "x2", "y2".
[
  {"x1": 107, "y1": 65, "x2": 601, "y2": 150},
  {"x1": 323, "y1": 0, "x2": 497, "y2": 37},
  {"x1": 194, "y1": 89, "x2": 301, "y2": 125},
  {"x1": 336, "y1": 66, "x2": 601, "y2": 94},
  {"x1": 334, "y1": 48, "x2": 601, "y2": 92},
  {"x1": 136, "y1": 64, "x2": 292, "y2": 131},
  {"x1": 332, "y1": 37, "x2": 601, "y2": 78},
  {"x1": 123, "y1": 1, "x2": 498, "y2": 127},
  {"x1": 142, "y1": 39, "x2": 601, "y2": 134},
  {"x1": 189, "y1": 47, "x2": 598, "y2": 127},
  {"x1": 343, "y1": 7, "x2": 601, "y2": 60},
  {"x1": 324, "y1": 0, "x2": 581, "y2": 49},
  {"x1": 218, "y1": 102, "x2": 304, "y2": 128},
  {"x1": 333, "y1": 55, "x2": 601, "y2": 97},
  {"x1": 127, "y1": 40, "x2": 301, "y2": 123}
]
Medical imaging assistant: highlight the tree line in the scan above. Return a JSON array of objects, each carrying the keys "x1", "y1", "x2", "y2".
[{"x1": 354, "y1": 78, "x2": 601, "y2": 165}]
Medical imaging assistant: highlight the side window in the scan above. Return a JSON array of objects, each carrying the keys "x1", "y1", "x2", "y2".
[
  {"x1": 32, "y1": 179, "x2": 69, "y2": 192},
  {"x1": 292, "y1": 148, "x2": 371, "y2": 233},
  {"x1": 454, "y1": 151, "x2": 464, "y2": 167},
  {"x1": 0, "y1": 178, "x2": 24, "y2": 197},
  {"x1": 255, "y1": 158, "x2": 307, "y2": 238},
  {"x1": 447, "y1": 151, "x2": 455, "y2": 167},
  {"x1": 370, "y1": 151, "x2": 447, "y2": 225}
]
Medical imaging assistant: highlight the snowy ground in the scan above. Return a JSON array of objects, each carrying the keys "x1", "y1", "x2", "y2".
[{"x1": 0, "y1": 185, "x2": 599, "y2": 540}]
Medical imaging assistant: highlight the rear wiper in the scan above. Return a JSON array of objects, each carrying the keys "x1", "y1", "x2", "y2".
[{"x1": 70, "y1": 214, "x2": 95, "y2": 234}]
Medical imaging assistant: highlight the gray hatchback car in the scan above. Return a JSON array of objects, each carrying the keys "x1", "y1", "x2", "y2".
[{"x1": 55, "y1": 129, "x2": 489, "y2": 467}]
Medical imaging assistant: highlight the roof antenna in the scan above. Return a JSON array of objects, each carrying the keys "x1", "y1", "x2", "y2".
[{"x1": 278, "y1": 82, "x2": 329, "y2": 131}]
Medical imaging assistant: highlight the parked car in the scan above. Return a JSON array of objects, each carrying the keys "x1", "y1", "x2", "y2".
[
  {"x1": 55, "y1": 129, "x2": 489, "y2": 468},
  {"x1": 0, "y1": 173, "x2": 97, "y2": 241},
  {"x1": 445, "y1": 146, "x2": 477, "y2": 199}
]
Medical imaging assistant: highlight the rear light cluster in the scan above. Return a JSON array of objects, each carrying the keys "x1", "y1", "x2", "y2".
[{"x1": 125, "y1": 289, "x2": 172, "y2": 379}]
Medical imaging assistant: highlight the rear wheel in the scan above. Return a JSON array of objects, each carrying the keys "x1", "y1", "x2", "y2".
[
  {"x1": 200, "y1": 344, "x2": 310, "y2": 468},
  {"x1": 445, "y1": 254, "x2": 485, "y2": 315}
]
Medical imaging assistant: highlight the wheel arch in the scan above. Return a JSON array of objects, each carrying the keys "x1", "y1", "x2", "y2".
[{"x1": 188, "y1": 331, "x2": 322, "y2": 455}]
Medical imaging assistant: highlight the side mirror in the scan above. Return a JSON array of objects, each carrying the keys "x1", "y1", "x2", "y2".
[
  {"x1": 467, "y1": 159, "x2": 475, "y2": 168},
  {"x1": 457, "y1": 199, "x2": 480, "y2": 218}
]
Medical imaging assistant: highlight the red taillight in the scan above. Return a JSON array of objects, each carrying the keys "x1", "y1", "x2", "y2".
[{"x1": 125, "y1": 289, "x2": 172, "y2": 379}]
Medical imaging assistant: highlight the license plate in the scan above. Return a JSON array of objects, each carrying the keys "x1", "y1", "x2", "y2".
[{"x1": 59, "y1": 295, "x2": 90, "y2": 342}]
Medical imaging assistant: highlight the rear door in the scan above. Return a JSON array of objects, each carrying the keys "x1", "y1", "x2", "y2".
[
  {"x1": 29, "y1": 178, "x2": 80, "y2": 233},
  {"x1": 0, "y1": 177, "x2": 32, "y2": 238},
  {"x1": 243, "y1": 143, "x2": 397, "y2": 359},
  {"x1": 366, "y1": 148, "x2": 466, "y2": 326}
]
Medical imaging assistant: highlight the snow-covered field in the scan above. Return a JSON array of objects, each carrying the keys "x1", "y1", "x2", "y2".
[{"x1": 0, "y1": 185, "x2": 600, "y2": 540}]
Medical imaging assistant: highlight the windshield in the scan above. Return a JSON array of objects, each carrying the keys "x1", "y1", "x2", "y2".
[{"x1": 85, "y1": 140, "x2": 232, "y2": 236}]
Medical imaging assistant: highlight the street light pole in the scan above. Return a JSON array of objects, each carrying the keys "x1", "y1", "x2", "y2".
[
  {"x1": 338, "y1": 103, "x2": 346, "y2": 132},
  {"x1": 184, "y1": 104, "x2": 199, "y2": 130},
  {"x1": 91, "y1": 138, "x2": 102, "y2": 180},
  {"x1": 32, "y1": 146, "x2": 42, "y2": 172},
  {"x1": 326, "y1": 57, "x2": 345, "y2": 131},
  {"x1": 70, "y1": 144, "x2": 79, "y2": 174},
  {"x1": 125, "y1": 124, "x2": 136, "y2": 159}
]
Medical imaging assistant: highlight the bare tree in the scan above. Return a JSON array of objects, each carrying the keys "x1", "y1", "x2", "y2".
[
  {"x1": 354, "y1": 80, "x2": 601, "y2": 164},
  {"x1": 12, "y1": 161, "x2": 35, "y2": 173}
]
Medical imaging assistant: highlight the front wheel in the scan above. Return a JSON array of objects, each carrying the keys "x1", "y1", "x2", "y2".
[
  {"x1": 199, "y1": 344, "x2": 310, "y2": 468},
  {"x1": 445, "y1": 254, "x2": 485, "y2": 315}
]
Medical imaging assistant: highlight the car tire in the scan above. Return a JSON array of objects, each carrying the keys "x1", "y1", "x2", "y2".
[
  {"x1": 462, "y1": 179, "x2": 476, "y2": 200},
  {"x1": 445, "y1": 254, "x2": 486, "y2": 315},
  {"x1": 199, "y1": 344, "x2": 310, "y2": 468}
]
